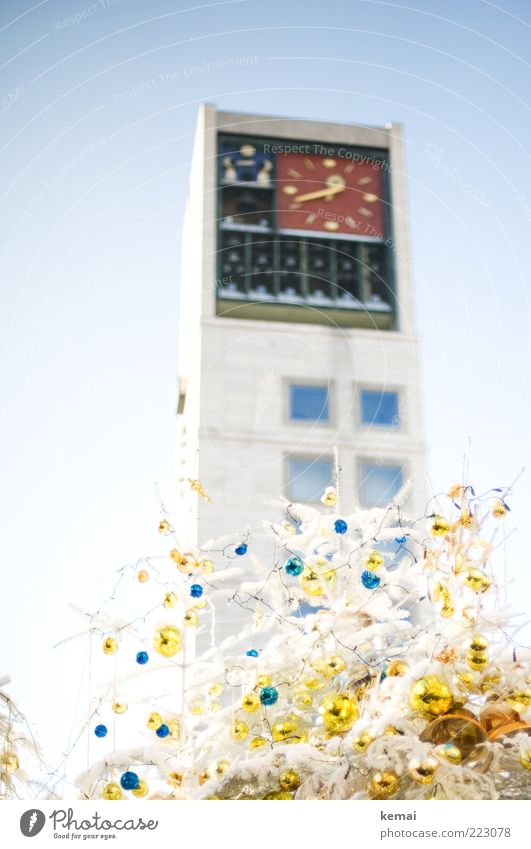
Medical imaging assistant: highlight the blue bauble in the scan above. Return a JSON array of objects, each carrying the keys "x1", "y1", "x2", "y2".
[
  {"x1": 395, "y1": 535, "x2": 407, "y2": 544},
  {"x1": 120, "y1": 771, "x2": 140, "y2": 791},
  {"x1": 235, "y1": 543, "x2": 248, "y2": 556},
  {"x1": 190, "y1": 584, "x2": 203, "y2": 598},
  {"x1": 136, "y1": 651, "x2": 149, "y2": 665},
  {"x1": 156, "y1": 723, "x2": 170, "y2": 738},
  {"x1": 285, "y1": 555, "x2": 304, "y2": 576},
  {"x1": 246, "y1": 649, "x2": 259, "y2": 657},
  {"x1": 361, "y1": 570, "x2": 381, "y2": 589},
  {"x1": 259, "y1": 686, "x2": 279, "y2": 706},
  {"x1": 94, "y1": 724, "x2": 107, "y2": 738},
  {"x1": 334, "y1": 519, "x2": 348, "y2": 534}
]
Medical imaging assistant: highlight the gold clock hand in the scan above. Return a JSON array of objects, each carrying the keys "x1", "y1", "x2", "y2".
[{"x1": 294, "y1": 184, "x2": 346, "y2": 203}]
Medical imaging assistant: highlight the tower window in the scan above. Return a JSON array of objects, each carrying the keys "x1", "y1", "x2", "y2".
[
  {"x1": 359, "y1": 462, "x2": 403, "y2": 507},
  {"x1": 287, "y1": 457, "x2": 332, "y2": 502},
  {"x1": 289, "y1": 384, "x2": 329, "y2": 423},
  {"x1": 360, "y1": 389, "x2": 399, "y2": 427}
]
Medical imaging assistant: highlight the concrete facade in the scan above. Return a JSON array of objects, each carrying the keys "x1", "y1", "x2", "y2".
[{"x1": 177, "y1": 105, "x2": 426, "y2": 547}]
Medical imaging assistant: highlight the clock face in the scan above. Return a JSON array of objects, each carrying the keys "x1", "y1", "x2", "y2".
[{"x1": 276, "y1": 152, "x2": 385, "y2": 238}]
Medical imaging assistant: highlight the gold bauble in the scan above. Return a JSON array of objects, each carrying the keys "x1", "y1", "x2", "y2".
[
  {"x1": 300, "y1": 565, "x2": 335, "y2": 596},
  {"x1": 132, "y1": 779, "x2": 149, "y2": 797},
  {"x1": 199, "y1": 558, "x2": 215, "y2": 574},
  {"x1": 479, "y1": 672, "x2": 502, "y2": 693},
  {"x1": 147, "y1": 711, "x2": 163, "y2": 729},
  {"x1": 463, "y1": 568, "x2": 492, "y2": 594},
  {"x1": 189, "y1": 700, "x2": 204, "y2": 716},
  {"x1": 198, "y1": 770, "x2": 211, "y2": 785},
  {"x1": 271, "y1": 715, "x2": 306, "y2": 743},
  {"x1": 469, "y1": 634, "x2": 489, "y2": 652},
  {"x1": 520, "y1": 750, "x2": 531, "y2": 770},
  {"x1": 293, "y1": 690, "x2": 313, "y2": 710},
  {"x1": 209, "y1": 682, "x2": 224, "y2": 697},
  {"x1": 112, "y1": 701, "x2": 128, "y2": 714},
  {"x1": 1, "y1": 752, "x2": 19, "y2": 772},
  {"x1": 321, "y1": 692, "x2": 359, "y2": 734},
  {"x1": 431, "y1": 516, "x2": 449, "y2": 536},
  {"x1": 256, "y1": 674, "x2": 271, "y2": 687},
  {"x1": 384, "y1": 725, "x2": 401, "y2": 736},
  {"x1": 137, "y1": 569, "x2": 149, "y2": 583},
  {"x1": 167, "y1": 772, "x2": 183, "y2": 787},
  {"x1": 386, "y1": 659, "x2": 408, "y2": 677},
  {"x1": 410, "y1": 676, "x2": 453, "y2": 716},
  {"x1": 241, "y1": 692, "x2": 260, "y2": 713},
  {"x1": 408, "y1": 756, "x2": 439, "y2": 784},
  {"x1": 352, "y1": 731, "x2": 375, "y2": 752},
  {"x1": 183, "y1": 609, "x2": 199, "y2": 627},
  {"x1": 153, "y1": 625, "x2": 182, "y2": 657},
  {"x1": 364, "y1": 550, "x2": 384, "y2": 571},
  {"x1": 434, "y1": 742, "x2": 463, "y2": 765},
  {"x1": 367, "y1": 770, "x2": 400, "y2": 799},
  {"x1": 263, "y1": 790, "x2": 292, "y2": 799},
  {"x1": 158, "y1": 519, "x2": 171, "y2": 534},
  {"x1": 506, "y1": 690, "x2": 531, "y2": 712},
  {"x1": 448, "y1": 484, "x2": 465, "y2": 499},
  {"x1": 420, "y1": 714, "x2": 490, "y2": 770},
  {"x1": 491, "y1": 499, "x2": 507, "y2": 518},
  {"x1": 102, "y1": 782, "x2": 122, "y2": 800},
  {"x1": 321, "y1": 487, "x2": 337, "y2": 507},
  {"x1": 433, "y1": 581, "x2": 449, "y2": 601},
  {"x1": 215, "y1": 759, "x2": 230, "y2": 777},
  {"x1": 311, "y1": 654, "x2": 345, "y2": 678},
  {"x1": 170, "y1": 548, "x2": 187, "y2": 566},
  {"x1": 209, "y1": 700, "x2": 222, "y2": 712},
  {"x1": 102, "y1": 636, "x2": 118, "y2": 655},
  {"x1": 249, "y1": 735, "x2": 268, "y2": 749},
  {"x1": 303, "y1": 676, "x2": 327, "y2": 691},
  {"x1": 230, "y1": 720, "x2": 249, "y2": 741},
  {"x1": 455, "y1": 670, "x2": 474, "y2": 692},
  {"x1": 279, "y1": 769, "x2": 301, "y2": 791},
  {"x1": 163, "y1": 591, "x2": 178, "y2": 609},
  {"x1": 480, "y1": 702, "x2": 520, "y2": 735},
  {"x1": 440, "y1": 601, "x2": 455, "y2": 618},
  {"x1": 466, "y1": 651, "x2": 489, "y2": 671}
]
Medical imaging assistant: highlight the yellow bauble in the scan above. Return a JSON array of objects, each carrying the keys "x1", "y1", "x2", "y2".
[
  {"x1": 102, "y1": 782, "x2": 122, "y2": 800},
  {"x1": 189, "y1": 700, "x2": 204, "y2": 716},
  {"x1": 230, "y1": 720, "x2": 249, "y2": 741},
  {"x1": 153, "y1": 625, "x2": 182, "y2": 657},
  {"x1": 325, "y1": 655, "x2": 346, "y2": 676},
  {"x1": 249, "y1": 735, "x2": 268, "y2": 749},
  {"x1": 163, "y1": 591, "x2": 178, "y2": 609},
  {"x1": 386, "y1": 659, "x2": 408, "y2": 677},
  {"x1": 199, "y1": 558, "x2": 215, "y2": 574},
  {"x1": 170, "y1": 548, "x2": 187, "y2": 566},
  {"x1": 469, "y1": 634, "x2": 489, "y2": 652},
  {"x1": 410, "y1": 676, "x2": 453, "y2": 716},
  {"x1": 520, "y1": 750, "x2": 531, "y2": 770},
  {"x1": 137, "y1": 570, "x2": 149, "y2": 583},
  {"x1": 132, "y1": 779, "x2": 149, "y2": 797},
  {"x1": 209, "y1": 700, "x2": 222, "y2": 713},
  {"x1": 158, "y1": 519, "x2": 171, "y2": 534},
  {"x1": 352, "y1": 731, "x2": 375, "y2": 752},
  {"x1": 102, "y1": 636, "x2": 118, "y2": 655},
  {"x1": 434, "y1": 742, "x2": 463, "y2": 765},
  {"x1": 433, "y1": 581, "x2": 449, "y2": 601},
  {"x1": 507, "y1": 690, "x2": 531, "y2": 712},
  {"x1": 455, "y1": 671, "x2": 474, "y2": 692},
  {"x1": 480, "y1": 672, "x2": 502, "y2": 694},
  {"x1": 279, "y1": 769, "x2": 301, "y2": 791},
  {"x1": 300, "y1": 565, "x2": 335, "y2": 596},
  {"x1": 466, "y1": 651, "x2": 489, "y2": 671},
  {"x1": 364, "y1": 550, "x2": 384, "y2": 571},
  {"x1": 431, "y1": 516, "x2": 449, "y2": 536},
  {"x1": 463, "y1": 568, "x2": 492, "y2": 594},
  {"x1": 167, "y1": 772, "x2": 183, "y2": 787},
  {"x1": 321, "y1": 488, "x2": 337, "y2": 507},
  {"x1": 271, "y1": 716, "x2": 304, "y2": 743},
  {"x1": 183, "y1": 609, "x2": 199, "y2": 627},
  {"x1": 384, "y1": 725, "x2": 401, "y2": 736},
  {"x1": 303, "y1": 676, "x2": 327, "y2": 691},
  {"x1": 440, "y1": 602, "x2": 455, "y2": 619},
  {"x1": 264, "y1": 790, "x2": 292, "y2": 799},
  {"x1": 112, "y1": 701, "x2": 128, "y2": 714},
  {"x1": 209, "y1": 682, "x2": 224, "y2": 697},
  {"x1": 256, "y1": 674, "x2": 271, "y2": 687},
  {"x1": 408, "y1": 757, "x2": 439, "y2": 784},
  {"x1": 241, "y1": 692, "x2": 260, "y2": 713},
  {"x1": 367, "y1": 770, "x2": 400, "y2": 800},
  {"x1": 321, "y1": 692, "x2": 359, "y2": 734},
  {"x1": 293, "y1": 690, "x2": 313, "y2": 710},
  {"x1": 147, "y1": 711, "x2": 163, "y2": 729},
  {"x1": 215, "y1": 759, "x2": 230, "y2": 777},
  {"x1": 491, "y1": 499, "x2": 507, "y2": 518},
  {"x1": 2, "y1": 752, "x2": 19, "y2": 772},
  {"x1": 198, "y1": 770, "x2": 210, "y2": 786}
]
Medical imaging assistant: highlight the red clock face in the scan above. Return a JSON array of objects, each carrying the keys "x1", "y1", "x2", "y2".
[{"x1": 276, "y1": 152, "x2": 385, "y2": 238}]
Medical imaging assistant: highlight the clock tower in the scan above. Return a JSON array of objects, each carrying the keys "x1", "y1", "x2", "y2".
[{"x1": 177, "y1": 105, "x2": 426, "y2": 546}]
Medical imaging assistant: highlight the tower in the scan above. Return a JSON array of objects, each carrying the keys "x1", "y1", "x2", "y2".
[{"x1": 177, "y1": 105, "x2": 426, "y2": 547}]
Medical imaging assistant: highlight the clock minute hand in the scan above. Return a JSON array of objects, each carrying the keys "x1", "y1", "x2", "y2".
[{"x1": 294, "y1": 184, "x2": 346, "y2": 203}]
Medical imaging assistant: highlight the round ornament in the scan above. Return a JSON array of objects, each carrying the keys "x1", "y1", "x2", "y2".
[
  {"x1": 321, "y1": 692, "x2": 358, "y2": 734},
  {"x1": 463, "y1": 568, "x2": 492, "y2": 594},
  {"x1": 241, "y1": 692, "x2": 260, "y2": 713},
  {"x1": 230, "y1": 720, "x2": 249, "y2": 741},
  {"x1": 431, "y1": 516, "x2": 449, "y2": 536},
  {"x1": 466, "y1": 651, "x2": 489, "y2": 671},
  {"x1": 111, "y1": 702, "x2": 128, "y2": 714},
  {"x1": 367, "y1": 770, "x2": 400, "y2": 799},
  {"x1": 102, "y1": 782, "x2": 122, "y2": 800},
  {"x1": 147, "y1": 711, "x2": 163, "y2": 730},
  {"x1": 352, "y1": 731, "x2": 375, "y2": 752},
  {"x1": 322, "y1": 487, "x2": 337, "y2": 507},
  {"x1": 156, "y1": 723, "x2": 170, "y2": 738},
  {"x1": 137, "y1": 570, "x2": 149, "y2": 583},
  {"x1": 132, "y1": 779, "x2": 149, "y2": 797},
  {"x1": 120, "y1": 771, "x2": 140, "y2": 791},
  {"x1": 285, "y1": 556, "x2": 304, "y2": 576},
  {"x1": 361, "y1": 570, "x2": 380, "y2": 590},
  {"x1": 259, "y1": 686, "x2": 279, "y2": 706},
  {"x1": 520, "y1": 750, "x2": 531, "y2": 770},
  {"x1": 434, "y1": 742, "x2": 462, "y2": 765},
  {"x1": 410, "y1": 676, "x2": 453, "y2": 716},
  {"x1": 102, "y1": 637, "x2": 118, "y2": 655},
  {"x1": 136, "y1": 651, "x2": 149, "y2": 665},
  {"x1": 293, "y1": 690, "x2": 313, "y2": 710},
  {"x1": 420, "y1": 714, "x2": 491, "y2": 771},
  {"x1": 190, "y1": 584, "x2": 203, "y2": 598},
  {"x1": 183, "y1": 609, "x2": 199, "y2": 627},
  {"x1": 153, "y1": 625, "x2": 181, "y2": 657},
  {"x1": 1, "y1": 752, "x2": 19, "y2": 772},
  {"x1": 334, "y1": 519, "x2": 348, "y2": 534},
  {"x1": 246, "y1": 649, "x2": 259, "y2": 657},
  {"x1": 158, "y1": 519, "x2": 171, "y2": 534},
  {"x1": 408, "y1": 757, "x2": 438, "y2": 784},
  {"x1": 235, "y1": 543, "x2": 248, "y2": 556},
  {"x1": 279, "y1": 769, "x2": 301, "y2": 791},
  {"x1": 249, "y1": 736, "x2": 268, "y2": 749},
  {"x1": 163, "y1": 591, "x2": 178, "y2": 609},
  {"x1": 94, "y1": 724, "x2": 108, "y2": 738},
  {"x1": 386, "y1": 659, "x2": 408, "y2": 677},
  {"x1": 364, "y1": 550, "x2": 384, "y2": 571}
]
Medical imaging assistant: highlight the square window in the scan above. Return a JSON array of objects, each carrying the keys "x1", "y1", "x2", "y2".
[
  {"x1": 360, "y1": 389, "x2": 399, "y2": 427},
  {"x1": 288, "y1": 457, "x2": 332, "y2": 502},
  {"x1": 360, "y1": 462, "x2": 403, "y2": 507},
  {"x1": 289, "y1": 384, "x2": 329, "y2": 423}
]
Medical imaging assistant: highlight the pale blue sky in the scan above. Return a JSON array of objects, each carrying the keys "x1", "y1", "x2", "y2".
[{"x1": 1, "y1": 0, "x2": 530, "y2": 764}]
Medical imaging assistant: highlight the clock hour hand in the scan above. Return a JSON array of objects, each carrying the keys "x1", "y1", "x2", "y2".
[{"x1": 294, "y1": 184, "x2": 345, "y2": 203}]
